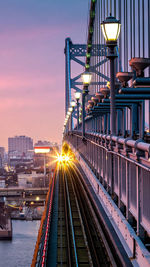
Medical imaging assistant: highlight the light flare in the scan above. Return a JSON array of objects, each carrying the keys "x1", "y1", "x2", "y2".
[
  {"x1": 57, "y1": 154, "x2": 64, "y2": 162},
  {"x1": 56, "y1": 153, "x2": 74, "y2": 165}
]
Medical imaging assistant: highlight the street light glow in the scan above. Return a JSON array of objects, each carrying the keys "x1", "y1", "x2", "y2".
[
  {"x1": 101, "y1": 16, "x2": 121, "y2": 42},
  {"x1": 57, "y1": 153, "x2": 73, "y2": 164},
  {"x1": 81, "y1": 71, "x2": 92, "y2": 85},
  {"x1": 75, "y1": 92, "x2": 81, "y2": 100},
  {"x1": 57, "y1": 154, "x2": 64, "y2": 162},
  {"x1": 64, "y1": 155, "x2": 69, "y2": 162},
  {"x1": 71, "y1": 100, "x2": 75, "y2": 107}
]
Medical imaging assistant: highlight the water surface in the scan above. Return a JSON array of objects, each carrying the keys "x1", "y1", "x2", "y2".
[{"x1": 0, "y1": 220, "x2": 40, "y2": 267}]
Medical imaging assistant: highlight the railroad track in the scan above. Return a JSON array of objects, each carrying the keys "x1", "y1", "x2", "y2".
[
  {"x1": 57, "y1": 165, "x2": 92, "y2": 266},
  {"x1": 57, "y1": 163, "x2": 116, "y2": 267}
]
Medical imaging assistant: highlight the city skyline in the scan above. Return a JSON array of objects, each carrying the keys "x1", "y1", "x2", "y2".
[
  {"x1": 0, "y1": 0, "x2": 89, "y2": 149},
  {"x1": 5, "y1": 134, "x2": 58, "y2": 152}
]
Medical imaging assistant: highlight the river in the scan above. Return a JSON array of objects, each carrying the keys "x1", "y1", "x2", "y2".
[{"x1": 0, "y1": 220, "x2": 40, "y2": 267}]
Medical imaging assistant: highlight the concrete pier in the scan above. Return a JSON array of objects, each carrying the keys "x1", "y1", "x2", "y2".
[
  {"x1": 0, "y1": 218, "x2": 12, "y2": 240},
  {"x1": 0, "y1": 202, "x2": 12, "y2": 240}
]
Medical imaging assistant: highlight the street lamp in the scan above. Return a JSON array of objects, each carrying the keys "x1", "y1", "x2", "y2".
[
  {"x1": 101, "y1": 15, "x2": 121, "y2": 135},
  {"x1": 68, "y1": 106, "x2": 73, "y2": 130},
  {"x1": 65, "y1": 111, "x2": 70, "y2": 133},
  {"x1": 75, "y1": 92, "x2": 81, "y2": 100},
  {"x1": 81, "y1": 71, "x2": 92, "y2": 86},
  {"x1": 81, "y1": 71, "x2": 92, "y2": 139},
  {"x1": 71, "y1": 100, "x2": 76, "y2": 108},
  {"x1": 75, "y1": 92, "x2": 81, "y2": 130}
]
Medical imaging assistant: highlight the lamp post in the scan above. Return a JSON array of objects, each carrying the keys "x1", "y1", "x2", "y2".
[
  {"x1": 81, "y1": 71, "x2": 92, "y2": 139},
  {"x1": 70, "y1": 100, "x2": 75, "y2": 130},
  {"x1": 69, "y1": 107, "x2": 73, "y2": 130},
  {"x1": 101, "y1": 15, "x2": 121, "y2": 135},
  {"x1": 75, "y1": 92, "x2": 81, "y2": 130},
  {"x1": 66, "y1": 111, "x2": 70, "y2": 132},
  {"x1": 71, "y1": 100, "x2": 75, "y2": 108}
]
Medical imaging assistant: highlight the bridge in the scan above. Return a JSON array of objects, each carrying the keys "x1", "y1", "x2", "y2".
[
  {"x1": 0, "y1": 187, "x2": 48, "y2": 197},
  {"x1": 0, "y1": 187, "x2": 48, "y2": 205},
  {"x1": 31, "y1": 0, "x2": 150, "y2": 266}
]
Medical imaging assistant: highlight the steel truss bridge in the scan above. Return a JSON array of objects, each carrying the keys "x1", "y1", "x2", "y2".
[{"x1": 32, "y1": 1, "x2": 150, "y2": 266}]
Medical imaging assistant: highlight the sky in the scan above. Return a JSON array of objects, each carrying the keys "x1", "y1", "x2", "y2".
[{"x1": 0, "y1": 0, "x2": 90, "y2": 150}]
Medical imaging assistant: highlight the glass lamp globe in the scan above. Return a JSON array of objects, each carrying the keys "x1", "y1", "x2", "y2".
[
  {"x1": 101, "y1": 16, "x2": 121, "y2": 43},
  {"x1": 71, "y1": 100, "x2": 76, "y2": 107},
  {"x1": 81, "y1": 71, "x2": 92, "y2": 85},
  {"x1": 75, "y1": 92, "x2": 81, "y2": 100},
  {"x1": 69, "y1": 107, "x2": 73, "y2": 112}
]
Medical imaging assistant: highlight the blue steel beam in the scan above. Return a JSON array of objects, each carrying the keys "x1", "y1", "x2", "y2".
[
  {"x1": 64, "y1": 38, "x2": 110, "y2": 127},
  {"x1": 119, "y1": 87, "x2": 150, "y2": 94},
  {"x1": 115, "y1": 94, "x2": 150, "y2": 100},
  {"x1": 65, "y1": 38, "x2": 72, "y2": 114}
]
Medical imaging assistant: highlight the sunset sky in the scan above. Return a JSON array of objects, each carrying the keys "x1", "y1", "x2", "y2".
[{"x1": 0, "y1": 0, "x2": 89, "y2": 150}]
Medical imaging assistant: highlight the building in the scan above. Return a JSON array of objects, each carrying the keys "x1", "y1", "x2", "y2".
[
  {"x1": 8, "y1": 136, "x2": 33, "y2": 166},
  {"x1": 8, "y1": 136, "x2": 33, "y2": 158},
  {"x1": 0, "y1": 147, "x2": 5, "y2": 167},
  {"x1": 34, "y1": 140, "x2": 51, "y2": 147}
]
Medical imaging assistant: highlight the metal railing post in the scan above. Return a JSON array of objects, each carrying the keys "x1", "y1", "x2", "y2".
[
  {"x1": 118, "y1": 157, "x2": 121, "y2": 208},
  {"x1": 137, "y1": 166, "x2": 141, "y2": 237},
  {"x1": 126, "y1": 160, "x2": 130, "y2": 221}
]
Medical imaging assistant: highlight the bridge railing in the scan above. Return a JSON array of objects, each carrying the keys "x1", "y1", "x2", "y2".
[
  {"x1": 31, "y1": 171, "x2": 56, "y2": 267},
  {"x1": 64, "y1": 131, "x2": 150, "y2": 239}
]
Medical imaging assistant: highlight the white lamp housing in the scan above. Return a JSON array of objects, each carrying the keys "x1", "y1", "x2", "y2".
[
  {"x1": 81, "y1": 71, "x2": 92, "y2": 85},
  {"x1": 101, "y1": 16, "x2": 121, "y2": 42},
  {"x1": 75, "y1": 92, "x2": 81, "y2": 100},
  {"x1": 71, "y1": 100, "x2": 76, "y2": 107}
]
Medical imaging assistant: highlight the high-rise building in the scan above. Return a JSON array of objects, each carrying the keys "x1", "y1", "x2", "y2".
[
  {"x1": 8, "y1": 136, "x2": 33, "y2": 158},
  {"x1": 0, "y1": 147, "x2": 5, "y2": 167}
]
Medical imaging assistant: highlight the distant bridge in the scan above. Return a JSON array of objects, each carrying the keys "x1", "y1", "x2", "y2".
[{"x1": 0, "y1": 187, "x2": 48, "y2": 197}]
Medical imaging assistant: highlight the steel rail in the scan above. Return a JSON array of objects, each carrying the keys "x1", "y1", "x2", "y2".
[
  {"x1": 41, "y1": 173, "x2": 55, "y2": 267},
  {"x1": 31, "y1": 168, "x2": 56, "y2": 267},
  {"x1": 58, "y1": 164, "x2": 91, "y2": 266},
  {"x1": 70, "y1": 162, "x2": 133, "y2": 267},
  {"x1": 66, "y1": 166, "x2": 93, "y2": 267},
  {"x1": 67, "y1": 164, "x2": 106, "y2": 266},
  {"x1": 65, "y1": 170, "x2": 79, "y2": 267},
  {"x1": 70, "y1": 162, "x2": 117, "y2": 267},
  {"x1": 59, "y1": 166, "x2": 63, "y2": 266},
  {"x1": 62, "y1": 167, "x2": 72, "y2": 266}
]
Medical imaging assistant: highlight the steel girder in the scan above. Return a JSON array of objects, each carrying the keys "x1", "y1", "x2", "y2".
[{"x1": 64, "y1": 37, "x2": 109, "y2": 115}]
